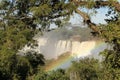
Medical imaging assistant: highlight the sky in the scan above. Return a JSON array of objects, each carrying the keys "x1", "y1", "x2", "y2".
[
  {"x1": 0, "y1": 0, "x2": 120, "y2": 27},
  {"x1": 68, "y1": 0, "x2": 120, "y2": 25},
  {"x1": 50, "y1": 7, "x2": 109, "y2": 28},
  {"x1": 69, "y1": 7, "x2": 109, "y2": 25},
  {"x1": 49, "y1": 7, "x2": 110, "y2": 28}
]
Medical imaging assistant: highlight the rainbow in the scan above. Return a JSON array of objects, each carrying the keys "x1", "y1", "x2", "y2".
[
  {"x1": 44, "y1": 40, "x2": 106, "y2": 72},
  {"x1": 45, "y1": 52, "x2": 74, "y2": 71}
]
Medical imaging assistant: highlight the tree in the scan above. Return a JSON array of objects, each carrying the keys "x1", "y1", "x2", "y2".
[
  {"x1": 25, "y1": 50, "x2": 45, "y2": 74},
  {"x1": 35, "y1": 69, "x2": 69, "y2": 80},
  {"x1": 68, "y1": 58, "x2": 100, "y2": 80},
  {"x1": 15, "y1": 57, "x2": 30, "y2": 80},
  {"x1": 100, "y1": 20, "x2": 120, "y2": 69},
  {"x1": 0, "y1": 0, "x2": 120, "y2": 80}
]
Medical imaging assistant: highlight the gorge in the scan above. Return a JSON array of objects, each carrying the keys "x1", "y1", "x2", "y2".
[{"x1": 20, "y1": 25, "x2": 108, "y2": 71}]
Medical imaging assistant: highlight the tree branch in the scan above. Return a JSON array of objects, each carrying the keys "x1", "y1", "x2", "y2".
[
  {"x1": 71, "y1": 0, "x2": 120, "y2": 34},
  {"x1": 71, "y1": 0, "x2": 120, "y2": 35},
  {"x1": 75, "y1": 9, "x2": 101, "y2": 34},
  {"x1": 72, "y1": 0, "x2": 120, "y2": 12},
  {"x1": 72, "y1": 1, "x2": 101, "y2": 34}
]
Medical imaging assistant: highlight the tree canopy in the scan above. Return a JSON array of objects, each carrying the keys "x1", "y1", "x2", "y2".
[{"x1": 0, "y1": 0, "x2": 120, "y2": 80}]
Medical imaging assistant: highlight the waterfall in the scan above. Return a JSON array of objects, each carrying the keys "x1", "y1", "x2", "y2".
[
  {"x1": 20, "y1": 26, "x2": 107, "y2": 60},
  {"x1": 33, "y1": 37, "x2": 105, "y2": 60}
]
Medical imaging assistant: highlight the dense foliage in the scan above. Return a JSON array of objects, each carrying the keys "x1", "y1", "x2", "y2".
[{"x1": 0, "y1": 0, "x2": 120, "y2": 80}]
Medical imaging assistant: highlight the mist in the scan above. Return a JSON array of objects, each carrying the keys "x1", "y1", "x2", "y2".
[{"x1": 21, "y1": 25, "x2": 107, "y2": 60}]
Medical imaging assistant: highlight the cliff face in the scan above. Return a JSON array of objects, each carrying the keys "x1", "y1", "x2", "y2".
[
  {"x1": 36, "y1": 37, "x2": 106, "y2": 60},
  {"x1": 36, "y1": 38, "x2": 96, "y2": 59},
  {"x1": 21, "y1": 26, "x2": 106, "y2": 59},
  {"x1": 32, "y1": 26, "x2": 104, "y2": 59}
]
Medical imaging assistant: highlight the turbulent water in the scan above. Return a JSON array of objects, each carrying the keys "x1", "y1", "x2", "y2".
[
  {"x1": 33, "y1": 38, "x2": 106, "y2": 59},
  {"x1": 21, "y1": 26, "x2": 107, "y2": 60}
]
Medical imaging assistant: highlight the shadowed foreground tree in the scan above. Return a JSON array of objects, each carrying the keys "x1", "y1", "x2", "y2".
[
  {"x1": 35, "y1": 69, "x2": 70, "y2": 80},
  {"x1": 67, "y1": 58, "x2": 100, "y2": 80},
  {"x1": 25, "y1": 50, "x2": 45, "y2": 75},
  {"x1": 67, "y1": 57, "x2": 120, "y2": 80},
  {"x1": 0, "y1": 0, "x2": 120, "y2": 80}
]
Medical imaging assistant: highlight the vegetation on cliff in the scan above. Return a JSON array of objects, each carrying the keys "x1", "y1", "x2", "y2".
[{"x1": 0, "y1": 0, "x2": 120, "y2": 80}]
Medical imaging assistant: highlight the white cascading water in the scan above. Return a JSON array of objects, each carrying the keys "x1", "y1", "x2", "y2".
[
  {"x1": 20, "y1": 26, "x2": 107, "y2": 60},
  {"x1": 35, "y1": 37, "x2": 96, "y2": 59}
]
